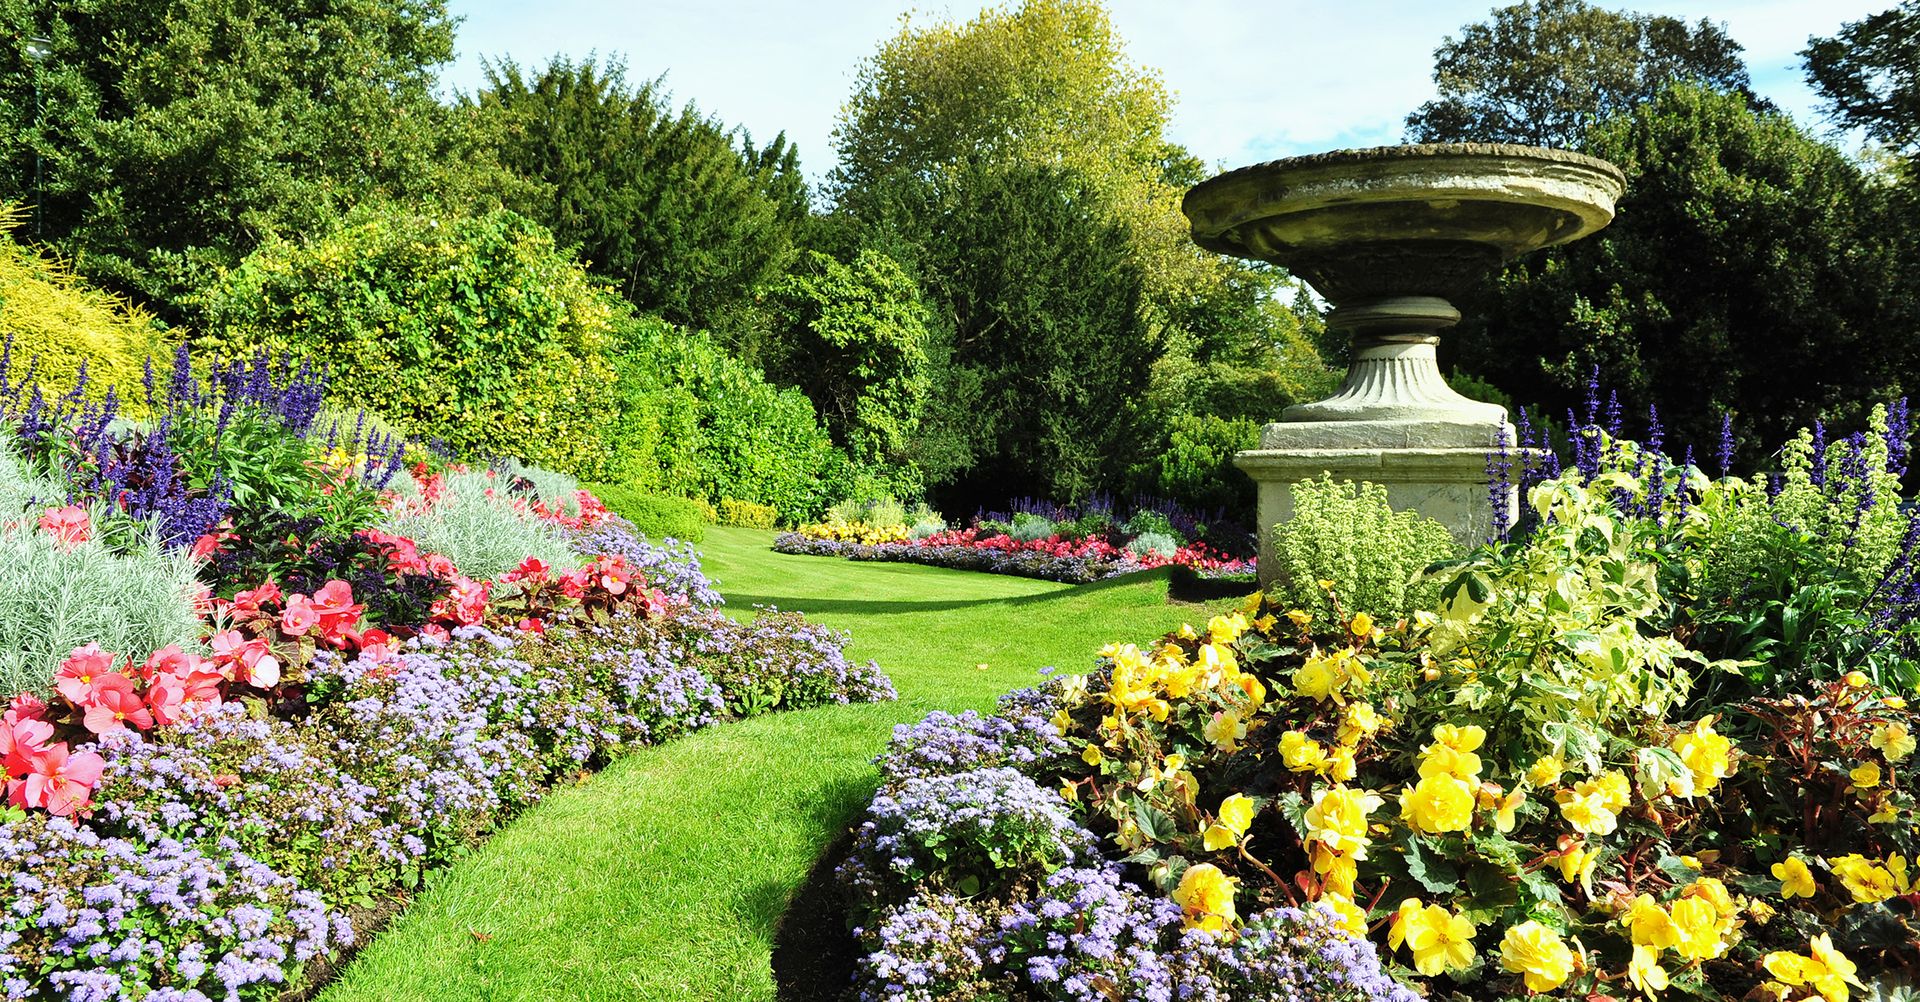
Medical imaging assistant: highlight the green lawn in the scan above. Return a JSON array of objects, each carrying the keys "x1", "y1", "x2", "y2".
[{"x1": 320, "y1": 526, "x2": 1244, "y2": 1002}]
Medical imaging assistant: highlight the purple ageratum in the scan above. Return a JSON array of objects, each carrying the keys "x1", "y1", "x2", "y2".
[
  {"x1": 0, "y1": 815, "x2": 348, "y2": 1002},
  {"x1": 846, "y1": 767, "x2": 1096, "y2": 902},
  {"x1": 874, "y1": 692, "x2": 1070, "y2": 785},
  {"x1": 1166, "y1": 904, "x2": 1421, "y2": 1002}
]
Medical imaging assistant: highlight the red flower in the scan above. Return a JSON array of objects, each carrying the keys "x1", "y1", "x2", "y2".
[
  {"x1": 54, "y1": 644, "x2": 119, "y2": 707},
  {"x1": 7, "y1": 692, "x2": 47, "y2": 723},
  {"x1": 36, "y1": 505, "x2": 91, "y2": 547},
  {"x1": 502, "y1": 556, "x2": 552, "y2": 583},
  {"x1": 8, "y1": 742, "x2": 105, "y2": 816},
  {"x1": 310, "y1": 579, "x2": 365, "y2": 644},
  {"x1": 81, "y1": 675, "x2": 153, "y2": 734},
  {"x1": 516, "y1": 617, "x2": 546, "y2": 634}
]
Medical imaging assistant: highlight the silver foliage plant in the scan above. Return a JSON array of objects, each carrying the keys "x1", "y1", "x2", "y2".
[
  {"x1": 380, "y1": 466, "x2": 583, "y2": 581},
  {"x1": 0, "y1": 443, "x2": 204, "y2": 695}
]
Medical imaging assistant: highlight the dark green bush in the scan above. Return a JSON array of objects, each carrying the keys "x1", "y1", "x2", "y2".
[
  {"x1": 200, "y1": 207, "x2": 619, "y2": 478},
  {"x1": 1139, "y1": 413, "x2": 1259, "y2": 523},
  {"x1": 584, "y1": 483, "x2": 710, "y2": 543},
  {"x1": 603, "y1": 313, "x2": 847, "y2": 522}
]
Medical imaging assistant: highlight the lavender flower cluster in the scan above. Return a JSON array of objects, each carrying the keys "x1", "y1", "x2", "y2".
[
  {"x1": 843, "y1": 767, "x2": 1096, "y2": 904},
  {"x1": 0, "y1": 815, "x2": 349, "y2": 1002},
  {"x1": 850, "y1": 861, "x2": 1415, "y2": 1002},
  {"x1": 671, "y1": 607, "x2": 897, "y2": 713},
  {"x1": 872, "y1": 688, "x2": 1070, "y2": 783}
]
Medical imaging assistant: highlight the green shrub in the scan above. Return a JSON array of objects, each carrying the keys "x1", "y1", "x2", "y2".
[
  {"x1": 201, "y1": 207, "x2": 619, "y2": 478},
  {"x1": 1271, "y1": 475, "x2": 1459, "y2": 622},
  {"x1": 602, "y1": 312, "x2": 845, "y2": 521},
  {"x1": 717, "y1": 498, "x2": 779, "y2": 529},
  {"x1": 1140, "y1": 413, "x2": 1259, "y2": 523},
  {"x1": 495, "y1": 458, "x2": 583, "y2": 516},
  {"x1": 585, "y1": 483, "x2": 710, "y2": 543},
  {"x1": 382, "y1": 468, "x2": 584, "y2": 579},
  {"x1": 1009, "y1": 514, "x2": 1056, "y2": 542},
  {"x1": 1126, "y1": 531, "x2": 1178, "y2": 558},
  {"x1": 0, "y1": 206, "x2": 172, "y2": 413}
]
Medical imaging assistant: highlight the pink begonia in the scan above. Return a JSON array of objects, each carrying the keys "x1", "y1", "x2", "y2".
[
  {"x1": 9, "y1": 742, "x2": 106, "y2": 816},
  {"x1": 207, "y1": 630, "x2": 280, "y2": 688},
  {"x1": 309, "y1": 579, "x2": 364, "y2": 644},
  {"x1": 36, "y1": 505, "x2": 90, "y2": 547},
  {"x1": 280, "y1": 594, "x2": 320, "y2": 636},
  {"x1": 81, "y1": 674, "x2": 153, "y2": 734},
  {"x1": 1, "y1": 714, "x2": 56, "y2": 777},
  {"x1": 9, "y1": 691, "x2": 47, "y2": 722},
  {"x1": 53, "y1": 644, "x2": 120, "y2": 707}
]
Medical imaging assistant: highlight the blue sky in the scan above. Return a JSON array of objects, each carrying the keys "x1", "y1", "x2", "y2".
[{"x1": 440, "y1": 1, "x2": 1883, "y2": 184}]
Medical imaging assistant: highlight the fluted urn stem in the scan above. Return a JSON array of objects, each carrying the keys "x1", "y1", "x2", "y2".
[{"x1": 1283, "y1": 294, "x2": 1506, "y2": 425}]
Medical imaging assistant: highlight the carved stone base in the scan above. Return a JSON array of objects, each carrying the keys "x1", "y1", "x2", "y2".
[{"x1": 1236, "y1": 431, "x2": 1517, "y2": 588}]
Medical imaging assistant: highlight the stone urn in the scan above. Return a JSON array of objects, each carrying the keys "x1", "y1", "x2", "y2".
[{"x1": 1180, "y1": 143, "x2": 1625, "y2": 579}]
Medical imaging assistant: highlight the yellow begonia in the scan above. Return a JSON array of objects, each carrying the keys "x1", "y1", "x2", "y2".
[
  {"x1": 1386, "y1": 897, "x2": 1423, "y2": 951},
  {"x1": 1764, "y1": 933, "x2": 1864, "y2": 1002},
  {"x1": 1772, "y1": 857, "x2": 1818, "y2": 900},
  {"x1": 1337, "y1": 702, "x2": 1382, "y2": 746},
  {"x1": 1828, "y1": 853, "x2": 1910, "y2": 904},
  {"x1": 1418, "y1": 742, "x2": 1483, "y2": 782},
  {"x1": 1285, "y1": 609, "x2": 1313, "y2": 628},
  {"x1": 1430, "y1": 723, "x2": 1486, "y2": 752},
  {"x1": 1686, "y1": 876, "x2": 1740, "y2": 920},
  {"x1": 1668, "y1": 896, "x2": 1729, "y2": 961},
  {"x1": 1291, "y1": 647, "x2": 1370, "y2": 703},
  {"x1": 1050, "y1": 709, "x2": 1072, "y2": 735},
  {"x1": 1558, "y1": 790, "x2": 1619, "y2": 836},
  {"x1": 1623, "y1": 894, "x2": 1680, "y2": 950},
  {"x1": 1402, "y1": 773, "x2": 1476, "y2": 834},
  {"x1": 1402, "y1": 903, "x2": 1477, "y2": 977},
  {"x1": 1870, "y1": 722, "x2": 1916, "y2": 762},
  {"x1": 1314, "y1": 845, "x2": 1358, "y2": 898},
  {"x1": 1526, "y1": 754, "x2": 1565, "y2": 788},
  {"x1": 1595, "y1": 770, "x2": 1633, "y2": 811},
  {"x1": 1486, "y1": 786, "x2": 1525, "y2": 833},
  {"x1": 1844, "y1": 670, "x2": 1870, "y2": 688},
  {"x1": 1172, "y1": 863, "x2": 1238, "y2": 936},
  {"x1": 1325, "y1": 745, "x2": 1358, "y2": 782},
  {"x1": 1316, "y1": 894, "x2": 1368, "y2": 937},
  {"x1": 1279, "y1": 731, "x2": 1328, "y2": 773},
  {"x1": 1627, "y1": 944, "x2": 1669, "y2": 998},
  {"x1": 1303, "y1": 785, "x2": 1383, "y2": 857},
  {"x1": 1849, "y1": 762, "x2": 1881, "y2": 789},
  {"x1": 1498, "y1": 920, "x2": 1576, "y2": 993},
  {"x1": 1671, "y1": 717, "x2": 1734, "y2": 794},
  {"x1": 1557, "y1": 843, "x2": 1599, "y2": 896},
  {"x1": 1204, "y1": 710, "x2": 1247, "y2": 753},
  {"x1": 1207, "y1": 612, "x2": 1248, "y2": 645},
  {"x1": 1202, "y1": 793, "x2": 1257, "y2": 851},
  {"x1": 1348, "y1": 612, "x2": 1375, "y2": 637},
  {"x1": 1082, "y1": 744, "x2": 1103, "y2": 767}
]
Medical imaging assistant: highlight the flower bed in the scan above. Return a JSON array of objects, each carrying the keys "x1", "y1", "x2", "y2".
[
  {"x1": 834, "y1": 405, "x2": 1920, "y2": 1002},
  {"x1": 774, "y1": 528, "x2": 1254, "y2": 585},
  {"x1": 0, "y1": 348, "x2": 895, "y2": 999}
]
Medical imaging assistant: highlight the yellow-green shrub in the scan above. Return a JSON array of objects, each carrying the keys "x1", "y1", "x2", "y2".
[
  {"x1": 717, "y1": 498, "x2": 779, "y2": 528},
  {"x1": 200, "y1": 207, "x2": 618, "y2": 478},
  {"x1": 0, "y1": 207, "x2": 170, "y2": 409}
]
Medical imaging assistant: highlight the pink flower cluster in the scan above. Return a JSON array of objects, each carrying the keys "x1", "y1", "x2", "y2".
[
  {"x1": 3, "y1": 693, "x2": 102, "y2": 816},
  {"x1": 36, "y1": 505, "x2": 92, "y2": 548},
  {"x1": 914, "y1": 528, "x2": 1253, "y2": 573}
]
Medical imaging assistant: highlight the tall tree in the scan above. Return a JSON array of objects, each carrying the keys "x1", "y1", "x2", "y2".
[
  {"x1": 828, "y1": 0, "x2": 1323, "y2": 507},
  {"x1": 468, "y1": 56, "x2": 809, "y2": 331},
  {"x1": 0, "y1": 0, "x2": 518, "y2": 317},
  {"x1": 1804, "y1": 1, "x2": 1920, "y2": 154},
  {"x1": 1405, "y1": 0, "x2": 1758, "y2": 148},
  {"x1": 1448, "y1": 84, "x2": 1904, "y2": 459}
]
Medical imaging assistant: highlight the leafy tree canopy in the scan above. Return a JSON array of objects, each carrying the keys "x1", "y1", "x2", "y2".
[
  {"x1": 1804, "y1": 1, "x2": 1920, "y2": 154},
  {"x1": 467, "y1": 56, "x2": 809, "y2": 331},
  {"x1": 1450, "y1": 84, "x2": 1905, "y2": 460},
  {"x1": 1406, "y1": 0, "x2": 1759, "y2": 148},
  {"x1": 0, "y1": 0, "x2": 520, "y2": 317}
]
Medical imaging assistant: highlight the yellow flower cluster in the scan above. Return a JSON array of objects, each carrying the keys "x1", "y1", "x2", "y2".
[
  {"x1": 1498, "y1": 920, "x2": 1577, "y2": 992},
  {"x1": 1827, "y1": 851, "x2": 1912, "y2": 904},
  {"x1": 1097, "y1": 614, "x2": 1263, "y2": 739},
  {"x1": 1388, "y1": 899, "x2": 1477, "y2": 976},
  {"x1": 1172, "y1": 863, "x2": 1238, "y2": 936},
  {"x1": 1763, "y1": 934, "x2": 1863, "y2": 1002},
  {"x1": 1618, "y1": 876, "x2": 1745, "y2": 994},
  {"x1": 797, "y1": 521, "x2": 910, "y2": 545},
  {"x1": 1669, "y1": 717, "x2": 1734, "y2": 795}
]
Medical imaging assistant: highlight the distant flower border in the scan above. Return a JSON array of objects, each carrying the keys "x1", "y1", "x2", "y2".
[{"x1": 773, "y1": 531, "x2": 1255, "y2": 585}]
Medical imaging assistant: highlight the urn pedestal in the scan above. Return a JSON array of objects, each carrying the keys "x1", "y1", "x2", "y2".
[{"x1": 1181, "y1": 143, "x2": 1625, "y2": 584}]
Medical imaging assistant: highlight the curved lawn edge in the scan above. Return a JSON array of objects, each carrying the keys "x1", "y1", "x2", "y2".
[{"x1": 321, "y1": 527, "x2": 1250, "y2": 1002}]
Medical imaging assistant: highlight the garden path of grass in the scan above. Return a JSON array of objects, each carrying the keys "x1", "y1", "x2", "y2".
[{"x1": 321, "y1": 526, "x2": 1244, "y2": 1002}]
